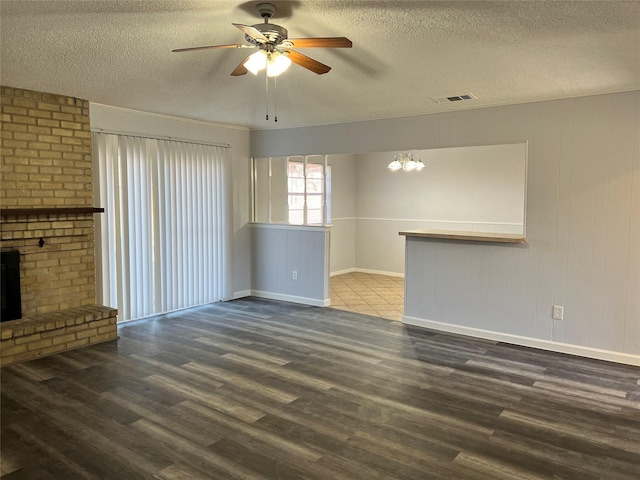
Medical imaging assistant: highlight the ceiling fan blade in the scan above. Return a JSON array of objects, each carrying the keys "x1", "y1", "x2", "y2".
[
  {"x1": 172, "y1": 44, "x2": 250, "y2": 53},
  {"x1": 287, "y1": 37, "x2": 352, "y2": 48},
  {"x1": 232, "y1": 23, "x2": 268, "y2": 42},
  {"x1": 231, "y1": 55, "x2": 250, "y2": 76},
  {"x1": 285, "y1": 50, "x2": 331, "y2": 75}
]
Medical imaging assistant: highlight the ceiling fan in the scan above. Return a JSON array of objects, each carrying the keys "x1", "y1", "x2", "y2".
[{"x1": 172, "y1": 2, "x2": 352, "y2": 77}]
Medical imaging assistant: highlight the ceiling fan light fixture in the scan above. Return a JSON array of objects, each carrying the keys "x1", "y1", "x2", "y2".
[
  {"x1": 244, "y1": 50, "x2": 267, "y2": 75},
  {"x1": 267, "y1": 52, "x2": 291, "y2": 77},
  {"x1": 244, "y1": 50, "x2": 291, "y2": 77},
  {"x1": 172, "y1": 2, "x2": 352, "y2": 82}
]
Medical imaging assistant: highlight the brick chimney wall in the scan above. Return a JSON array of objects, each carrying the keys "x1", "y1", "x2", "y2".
[{"x1": 1, "y1": 86, "x2": 117, "y2": 366}]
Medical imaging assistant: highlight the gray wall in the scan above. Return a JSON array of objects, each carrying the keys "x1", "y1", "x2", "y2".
[
  {"x1": 251, "y1": 91, "x2": 640, "y2": 359},
  {"x1": 251, "y1": 224, "x2": 330, "y2": 306}
]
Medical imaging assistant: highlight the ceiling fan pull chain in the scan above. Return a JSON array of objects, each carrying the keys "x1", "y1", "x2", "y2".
[
  {"x1": 274, "y1": 76, "x2": 278, "y2": 122},
  {"x1": 265, "y1": 66, "x2": 269, "y2": 120}
]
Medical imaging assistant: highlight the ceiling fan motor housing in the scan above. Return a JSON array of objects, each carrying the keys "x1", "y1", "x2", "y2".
[
  {"x1": 247, "y1": 2, "x2": 287, "y2": 46},
  {"x1": 248, "y1": 23, "x2": 288, "y2": 46}
]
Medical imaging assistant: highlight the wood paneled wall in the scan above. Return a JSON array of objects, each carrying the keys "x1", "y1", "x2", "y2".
[{"x1": 251, "y1": 224, "x2": 330, "y2": 306}]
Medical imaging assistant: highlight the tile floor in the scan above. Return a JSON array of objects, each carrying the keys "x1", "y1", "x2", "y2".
[{"x1": 329, "y1": 272, "x2": 404, "y2": 321}]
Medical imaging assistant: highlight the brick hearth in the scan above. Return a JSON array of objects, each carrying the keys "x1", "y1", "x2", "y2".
[{"x1": 1, "y1": 86, "x2": 118, "y2": 366}]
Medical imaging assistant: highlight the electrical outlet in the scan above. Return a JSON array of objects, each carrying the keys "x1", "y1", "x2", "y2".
[
  {"x1": 552, "y1": 305, "x2": 564, "y2": 321},
  {"x1": 292, "y1": 270, "x2": 298, "y2": 281}
]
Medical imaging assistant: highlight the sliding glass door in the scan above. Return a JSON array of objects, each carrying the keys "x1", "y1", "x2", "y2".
[{"x1": 93, "y1": 133, "x2": 232, "y2": 322}]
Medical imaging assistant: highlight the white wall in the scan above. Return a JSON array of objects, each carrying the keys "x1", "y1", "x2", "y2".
[
  {"x1": 269, "y1": 158, "x2": 289, "y2": 224},
  {"x1": 253, "y1": 156, "x2": 290, "y2": 224},
  {"x1": 89, "y1": 104, "x2": 252, "y2": 298},
  {"x1": 353, "y1": 144, "x2": 526, "y2": 275},
  {"x1": 356, "y1": 145, "x2": 526, "y2": 227},
  {"x1": 250, "y1": 91, "x2": 640, "y2": 360},
  {"x1": 327, "y1": 154, "x2": 357, "y2": 275},
  {"x1": 329, "y1": 145, "x2": 527, "y2": 276}
]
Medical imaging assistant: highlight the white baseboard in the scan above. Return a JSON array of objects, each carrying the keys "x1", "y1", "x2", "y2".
[
  {"x1": 251, "y1": 290, "x2": 330, "y2": 307},
  {"x1": 402, "y1": 315, "x2": 640, "y2": 366},
  {"x1": 330, "y1": 268, "x2": 356, "y2": 277},
  {"x1": 355, "y1": 268, "x2": 404, "y2": 278},
  {"x1": 330, "y1": 268, "x2": 404, "y2": 278},
  {"x1": 231, "y1": 290, "x2": 251, "y2": 300}
]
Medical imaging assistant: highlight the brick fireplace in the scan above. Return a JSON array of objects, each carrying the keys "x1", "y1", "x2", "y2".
[{"x1": 1, "y1": 86, "x2": 117, "y2": 366}]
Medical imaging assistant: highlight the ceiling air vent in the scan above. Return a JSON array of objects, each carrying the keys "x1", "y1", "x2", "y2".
[{"x1": 431, "y1": 93, "x2": 478, "y2": 104}]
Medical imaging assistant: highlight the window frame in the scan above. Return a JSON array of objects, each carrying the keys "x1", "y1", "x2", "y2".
[
  {"x1": 251, "y1": 155, "x2": 331, "y2": 226},
  {"x1": 287, "y1": 158, "x2": 330, "y2": 225}
]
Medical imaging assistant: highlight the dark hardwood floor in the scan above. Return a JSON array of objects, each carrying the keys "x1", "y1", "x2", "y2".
[{"x1": 1, "y1": 298, "x2": 639, "y2": 479}]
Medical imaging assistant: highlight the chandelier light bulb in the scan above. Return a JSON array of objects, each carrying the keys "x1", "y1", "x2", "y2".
[
  {"x1": 387, "y1": 158, "x2": 402, "y2": 171},
  {"x1": 405, "y1": 157, "x2": 417, "y2": 171},
  {"x1": 387, "y1": 152, "x2": 424, "y2": 172}
]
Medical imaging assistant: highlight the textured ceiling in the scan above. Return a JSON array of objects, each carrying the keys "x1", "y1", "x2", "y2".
[{"x1": 1, "y1": 1, "x2": 639, "y2": 130}]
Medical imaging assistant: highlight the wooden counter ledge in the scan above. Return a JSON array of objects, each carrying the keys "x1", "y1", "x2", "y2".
[{"x1": 399, "y1": 229, "x2": 525, "y2": 243}]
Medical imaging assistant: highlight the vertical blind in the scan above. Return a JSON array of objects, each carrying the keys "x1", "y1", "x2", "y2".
[{"x1": 93, "y1": 133, "x2": 232, "y2": 322}]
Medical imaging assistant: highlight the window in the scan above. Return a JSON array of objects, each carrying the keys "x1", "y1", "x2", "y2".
[
  {"x1": 287, "y1": 160, "x2": 331, "y2": 225},
  {"x1": 251, "y1": 155, "x2": 331, "y2": 226}
]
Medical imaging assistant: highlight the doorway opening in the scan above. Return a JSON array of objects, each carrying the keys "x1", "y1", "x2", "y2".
[{"x1": 329, "y1": 272, "x2": 403, "y2": 321}]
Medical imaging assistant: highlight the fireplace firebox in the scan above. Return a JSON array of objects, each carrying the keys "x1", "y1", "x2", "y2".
[{"x1": 1, "y1": 251, "x2": 21, "y2": 321}]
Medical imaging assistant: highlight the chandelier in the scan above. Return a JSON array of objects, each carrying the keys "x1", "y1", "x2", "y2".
[{"x1": 388, "y1": 153, "x2": 425, "y2": 172}]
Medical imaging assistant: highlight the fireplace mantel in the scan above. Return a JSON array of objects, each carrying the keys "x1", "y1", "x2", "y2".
[{"x1": 0, "y1": 207, "x2": 104, "y2": 218}]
